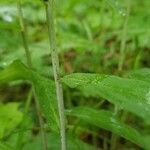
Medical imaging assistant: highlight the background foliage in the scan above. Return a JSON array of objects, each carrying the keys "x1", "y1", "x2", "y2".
[{"x1": 0, "y1": 0, "x2": 149, "y2": 149}]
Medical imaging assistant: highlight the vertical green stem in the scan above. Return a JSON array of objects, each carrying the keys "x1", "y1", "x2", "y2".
[
  {"x1": 111, "y1": 3, "x2": 131, "y2": 149},
  {"x1": 99, "y1": 0, "x2": 105, "y2": 29},
  {"x1": 134, "y1": 36, "x2": 142, "y2": 69},
  {"x1": 17, "y1": 0, "x2": 32, "y2": 68},
  {"x1": 44, "y1": 1, "x2": 66, "y2": 150},
  {"x1": 17, "y1": 1, "x2": 48, "y2": 150},
  {"x1": 83, "y1": 21, "x2": 93, "y2": 41},
  {"x1": 16, "y1": 89, "x2": 32, "y2": 150},
  {"x1": 118, "y1": 0, "x2": 130, "y2": 71},
  {"x1": 33, "y1": 89, "x2": 48, "y2": 150},
  {"x1": 134, "y1": 50, "x2": 142, "y2": 69},
  {"x1": 110, "y1": 106, "x2": 119, "y2": 150}
]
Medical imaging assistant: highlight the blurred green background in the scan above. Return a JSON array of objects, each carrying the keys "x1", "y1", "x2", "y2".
[{"x1": 0, "y1": 0, "x2": 149, "y2": 149}]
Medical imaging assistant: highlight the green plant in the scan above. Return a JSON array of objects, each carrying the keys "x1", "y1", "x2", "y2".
[
  {"x1": 16, "y1": 1, "x2": 47, "y2": 149},
  {"x1": 44, "y1": 0, "x2": 66, "y2": 149},
  {"x1": 118, "y1": 0, "x2": 131, "y2": 71},
  {"x1": 0, "y1": 0, "x2": 149, "y2": 149}
]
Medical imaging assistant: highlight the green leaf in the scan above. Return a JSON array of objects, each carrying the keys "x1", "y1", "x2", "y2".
[
  {"x1": 67, "y1": 107, "x2": 150, "y2": 150},
  {"x1": 0, "y1": 142, "x2": 13, "y2": 150},
  {"x1": 0, "y1": 60, "x2": 31, "y2": 84},
  {"x1": 62, "y1": 73, "x2": 150, "y2": 124},
  {"x1": 0, "y1": 60, "x2": 59, "y2": 132},
  {"x1": 0, "y1": 0, "x2": 41, "y2": 4},
  {"x1": 31, "y1": 74, "x2": 59, "y2": 132},
  {"x1": 0, "y1": 103, "x2": 23, "y2": 139},
  {"x1": 23, "y1": 132, "x2": 94, "y2": 150},
  {"x1": 128, "y1": 68, "x2": 150, "y2": 82},
  {"x1": 106, "y1": 0, "x2": 126, "y2": 16}
]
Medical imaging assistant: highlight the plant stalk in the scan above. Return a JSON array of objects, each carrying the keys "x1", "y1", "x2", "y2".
[
  {"x1": 16, "y1": 89, "x2": 32, "y2": 150},
  {"x1": 17, "y1": 0, "x2": 32, "y2": 68},
  {"x1": 44, "y1": 1, "x2": 66, "y2": 150},
  {"x1": 118, "y1": 0, "x2": 130, "y2": 71},
  {"x1": 17, "y1": 1, "x2": 48, "y2": 150},
  {"x1": 111, "y1": 3, "x2": 131, "y2": 149}
]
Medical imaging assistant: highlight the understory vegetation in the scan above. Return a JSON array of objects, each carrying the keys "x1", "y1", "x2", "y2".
[{"x1": 0, "y1": 0, "x2": 150, "y2": 150}]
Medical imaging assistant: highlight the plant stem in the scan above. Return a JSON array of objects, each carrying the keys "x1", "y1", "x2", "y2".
[
  {"x1": 134, "y1": 36, "x2": 142, "y2": 69},
  {"x1": 118, "y1": 0, "x2": 130, "y2": 71},
  {"x1": 16, "y1": 89, "x2": 32, "y2": 150},
  {"x1": 17, "y1": 1, "x2": 48, "y2": 150},
  {"x1": 112, "y1": 3, "x2": 131, "y2": 148},
  {"x1": 17, "y1": 0, "x2": 32, "y2": 68},
  {"x1": 33, "y1": 88, "x2": 48, "y2": 150},
  {"x1": 99, "y1": 0, "x2": 105, "y2": 29},
  {"x1": 134, "y1": 50, "x2": 142, "y2": 69},
  {"x1": 44, "y1": 1, "x2": 66, "y2": 150},
  {"x1": 110, "y1": 106, "x2": 119, "y2": 150},
  {"x1": 83, "y1": 21, "x2": 93, "y2": 41}
]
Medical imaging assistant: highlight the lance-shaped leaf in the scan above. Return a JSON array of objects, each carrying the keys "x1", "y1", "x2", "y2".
[
  {"x1": 62, "y1": 73, "x2": 150, "y2": 124},
  {"x1": 128, "y1": 68, "x2": 150, "y2": 82},
  {"x1": 0, "y1": 60, "x2": 59, "y2": 132},
  {"x1": 66, "y1": 107, "x2": 150, "y2": 150}
]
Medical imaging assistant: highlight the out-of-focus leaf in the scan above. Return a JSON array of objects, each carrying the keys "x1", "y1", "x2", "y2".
[
  {"x1": 0, "y1": 60, "x2": 59, "y2": 132},
  {"x1": 0, "y1": 0, "x2": 41, "y2": 4},
  {"x1": 0, "y1": 103, "x2": 23, "y2": 139},
  {"x1": 62, "y1": 73, "x2": 150, "y2": 124},
  {"x1": 0, "y1": 142, "x2": 13, "y2": 150},
  {"x1": 106, "y1": 0, "x2": 126, "y2": 16},
  {"x1": 23, "y1": 132, "x2": 94, "y2": 150},
  {"x1": 66, "y1": 107, "x2": 150, "y2": 150}
]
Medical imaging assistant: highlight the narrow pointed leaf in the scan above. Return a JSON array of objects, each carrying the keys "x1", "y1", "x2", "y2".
[
  {"x1": 62, "y1": 73, "x2": 150, "y2": 124},
  {"x1": 128, "y1": 68, "x2": 150, "y2": 82},
  {"x1": 67, "y1": 107, "x2": 150, "y2": 150}
]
